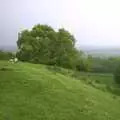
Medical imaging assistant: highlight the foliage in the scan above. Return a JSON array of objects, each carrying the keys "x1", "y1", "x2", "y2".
[
  {"x1": 17, "y1": 24, "x2": 90, "y2": 71},
  {"x1": 0, "y1": 50, "x2": 12, "y2": 60},
  {"x1": 90, "y1": 57, "x2": 120, "y2": 73},
  {"x1": 114, "y1": 64, "x2": 120, "y2": 85},
  {"x1": 76, "y1": 54, "x2": 92, "y2": 72},
  {"x1": 17, "y1": 25, "x2": 73, "y2": 68}
]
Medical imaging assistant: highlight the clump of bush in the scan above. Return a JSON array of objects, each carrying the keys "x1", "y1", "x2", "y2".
[
  {"x1": 0, "y1": 50, "x2": 12, "y2": 60},
  {"x1": 114, "y1": 64, "x2": 120, "y2": 85}
]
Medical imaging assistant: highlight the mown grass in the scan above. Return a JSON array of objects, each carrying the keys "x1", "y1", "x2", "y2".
[{"x1": 0, "y1": 61, "x2": 120, "y2": 120}]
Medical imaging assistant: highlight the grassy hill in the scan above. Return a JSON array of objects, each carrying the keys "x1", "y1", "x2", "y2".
[{"x1": 0, "y1": 61, "x2": 120, "y2": 120}]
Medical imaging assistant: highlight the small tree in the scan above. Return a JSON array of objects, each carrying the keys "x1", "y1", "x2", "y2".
[{"x1": 114, "y1": 64, "x2": 120, "y2": 85}]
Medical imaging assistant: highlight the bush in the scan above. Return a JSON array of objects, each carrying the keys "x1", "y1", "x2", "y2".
[
  {"x1": 0, "y1": 51, "x2": 12, "y2": 60},
  {"x1": 114, "y1": 64, "x2": 120, "y2": 85}
]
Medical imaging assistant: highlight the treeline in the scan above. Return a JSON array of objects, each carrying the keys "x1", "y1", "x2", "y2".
[
  {"x1": 17, "y1": 24, "x2": 91, "y2": 71},
  {"x1": 90, "y1": 57, "x2": 120, "y2": 73},
  {"x1": 88, "y1": 56, "x2": 120, "y2": 85}
]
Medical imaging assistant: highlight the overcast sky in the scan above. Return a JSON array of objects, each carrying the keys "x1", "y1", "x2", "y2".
[{"x1": 1, "y1": 0, "x2": 120, "y2": 48}]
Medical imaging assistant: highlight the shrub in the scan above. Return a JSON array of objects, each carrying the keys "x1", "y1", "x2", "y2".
[
  {"x1": 114, "y1": 64, "x2": 120, "y2": 85},
  {"x1": 0, "y1": 51, "x2": 12, "y2": 60}
]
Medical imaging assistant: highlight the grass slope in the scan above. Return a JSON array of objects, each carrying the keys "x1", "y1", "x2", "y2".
[{"x1": 0, "y1": 61, "x2": 120, "y2": 120}]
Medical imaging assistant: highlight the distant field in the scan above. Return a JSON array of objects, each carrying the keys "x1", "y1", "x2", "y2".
[
  {"x1": 0, "y1": 61, "x2": 120, "y2": 120},
  {"x1": 80, "y1": 47, "x2": 120, "y2": 57}
]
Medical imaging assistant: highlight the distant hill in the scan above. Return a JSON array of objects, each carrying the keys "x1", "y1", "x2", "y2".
[
  {"x1": 0, "y1": 45, "x2": 17, "y2": 52},
  {"x1": 79, "y1": 46, "x2": 120, "y2": 57}
]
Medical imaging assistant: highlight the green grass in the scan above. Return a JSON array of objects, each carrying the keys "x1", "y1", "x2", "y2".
[
  {"x1": 46, "y1": 65, "x2": 115, "y2": 86},
  {"x1": 0, "y1": 61, "x2": 120, "y2": 120},
  {"x1": 78, "y1": 72, "x2": 114, "y2": 85}
]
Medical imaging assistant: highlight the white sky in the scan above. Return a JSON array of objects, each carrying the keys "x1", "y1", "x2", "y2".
[{"x1": 0, "y1": 0, "x2": 120, "y2": 47}]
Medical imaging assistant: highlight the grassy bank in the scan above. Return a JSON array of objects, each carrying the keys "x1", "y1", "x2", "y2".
[{"x1": 0, "y1": 61, "x2": 120, "y2": 120}]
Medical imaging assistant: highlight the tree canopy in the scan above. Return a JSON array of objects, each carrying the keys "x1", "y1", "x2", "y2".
[{"x1": 17, "y1": 24, "x2": 90, "y2": 70}]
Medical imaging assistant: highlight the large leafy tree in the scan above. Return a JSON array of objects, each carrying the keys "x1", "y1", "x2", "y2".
[
  {"x1": 17, "y1": 25, "x2": 56, "y2": 63},
  {"x1": 17, "y1": 24, "x2": 86, "y2": 69}
]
